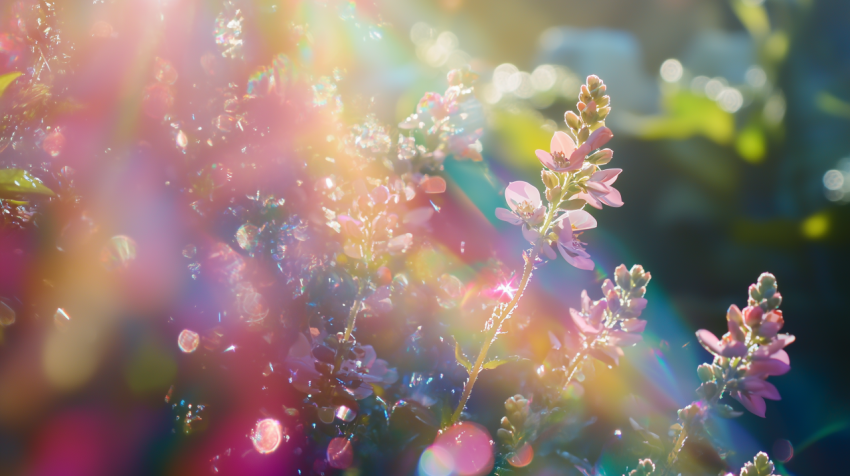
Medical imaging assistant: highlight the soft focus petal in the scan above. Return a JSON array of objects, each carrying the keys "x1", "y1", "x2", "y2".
[
  {"x1": 567, "y1": 210, "x2": 597, "y2": 231},
  {"x1": 535, "y1": 150, "x2": 558, "y2": 170},
  {"x1": 591, "y1": 168, "x2": 622, "y2": 185},
  {"x1": 746, "y1": 359, "x2": 790, "y2": 377},
  {"x1": 558, "y1": 243, "x2": 595, "y2": 270},
  {"x1": 720, "y1": 339, "x2": 748, "y2": 358},
  {"x1": 609, "y1": 330, "x2": 642, "y2": 347},
  {"x1": 570, "y1": 308, "x2": 602, "y2": 335},
  {"x1": 495, "y1": 208, "x2": 522, "y2": 225},
  {"x1": 585, "y1": 126, "x2": 613, "y2": 150},
  {"x1": 542, "y1": 242, "x2": 556, "y2": 260},
  {"x1": 733, "y1": 391, "x2": 766, "y2": 418},
  {"x1": 621, "y1": 318, "x2": 647, "y2": 333},
  {"x1": 695, "y1": 329, "x2": 723, "y2": 355},
  {"x1": 742, "y1": 378, "x2": 781, "y2": 400},
  {"x1": 551, "y1": 131, "x2": 577, "y2": 155},
  {"x1": 598, "y1": 185, "x2": 623, "y2": 207},
  {"x1": 521, "y1": 225, "x2": 541, "y2": 244},
  {"x1": 505, "y1": 181, "x2": 541, "y2": 210}
]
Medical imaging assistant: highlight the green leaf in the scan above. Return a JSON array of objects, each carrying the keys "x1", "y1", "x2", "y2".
[
  {"x1": 0, "y1": 169, "x2": 55, "y2": 199},
  {"x1": 482, "y1": 355, "x2": 528, "y2": 370},
  {"x1": 560, "y1": 199, "x2": 585, "y2": 211},
  {"x1": 455, "y1": 341, "x2": 472, "y2": 372},
  {"x1": 0, "y1": 72, "x2": 22, "y2": 99},
  {"x1": 626, "y1": 90, "x2": 734, "y2": 145}
]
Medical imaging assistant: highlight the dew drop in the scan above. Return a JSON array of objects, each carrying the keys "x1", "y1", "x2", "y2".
[
  {"x1": 252, "y1": 418, "x2": 283, "y2": 454},
  {"x1": 100, "y1": 235, "x2": 137, "y2": 271},
  {"x1": 178, "y1": 329, "x2": 200, "y2": 353},
  {"x1": 327, "y1": 437, "x2": 353, "y2": 469}
]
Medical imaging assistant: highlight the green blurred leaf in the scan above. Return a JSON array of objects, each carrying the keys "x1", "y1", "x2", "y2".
[
  {"x1": 731, "y1": 0, "x2": 770, "y2": 39},
  {"x1": 0, "y1": 169, "x2": 55, "y2": 199},
  {"x1": 816, "y1": 91, "x2": 850, "y2": 118},
  {"x1": 628, "y1": 90, "x2": 734, "y2": 145},
  {"x1": 455, "y1": 341, "x2": 472, "y2": 372},
  {"x1": 0, "y1": 72, "x2": 22, "y2": 98},
  {"x1": 735, "y1": 123, "x2": 767, "y2": 163},
  {"x1": 491, "y1": 109, "x2": 552, "y2": 173}
]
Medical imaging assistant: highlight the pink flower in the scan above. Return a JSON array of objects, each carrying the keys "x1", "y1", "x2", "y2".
[
  {"x1": 569, "y1": 290, "x2": 606, "y2": 335},
  {"x1": 496, "y1": 181, "x2": 547, "y2": 244},
  {"x1": 535, "y1": 127, "x2": 613, "y2": 173},
  {"x1": 551, "y1": 213, "x2": 594, "y2": 270},
  {"x1": 695, "y1": 328, "x2": 747, "y2": 358},
  {"x1": 732, "y1": 378, "x2": 781, "y2": 418},
  {"x1": 496, "y1": 181, "x2": 545, "y2": 226},
  {"x1": 576, "y1": 168, "x2": 623, "y2": 209}
]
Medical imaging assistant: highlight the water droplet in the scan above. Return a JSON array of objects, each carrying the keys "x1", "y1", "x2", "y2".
[
  {"x1": 327, "y1": 437, "x2": 353, "y2": 469},
  {"x1": 235, "y1": 224, "x2": 260, "y2": 252},
  {"x1": 0, "y1": 301, "x2": 15, "y2": 327},
  {"x1": 421, "y1": 176, "x2": 446, "y2": 194},
  {"x1": 178, "y1": 329, "x2": 200, "y2": 353},
  {"x1": 252, "y1": 418, "x2": 283, "y2": 454},
  {"x1": 318, "y1": 406, "x2": 335, "y2": 424},
  {"x1": 175, "y1": 130, "x2": 188, "y2": 150},
  {"x1": 772, "y1": 439, "x2": 794, "y2": 463},
  {"x1": 100, "y1": 235, "x2": 137, "y2": 271},
  {"x1": 368, "y1": 27, "x2": 383, "y2": 41},
  {"x1": 182, "y1": 244, "x2": 197, "y2": 259},
  {"x1": 507, "y1": 442, "x2": 533, "y2": 468},
  {"x1": 215, "y1": 114, "x2": 235, "y2": 132},
  {"x1": 214, "y1": 6, "x2": 244, "y2": 59},
  {"x1": 423, "y1": 422, "x2": 494, "y2": 476},
  {"x1": 334, "y1": 405, "x2": 356, "y2": 422}
]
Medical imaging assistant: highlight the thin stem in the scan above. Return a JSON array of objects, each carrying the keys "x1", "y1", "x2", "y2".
[
  {"x1": 449, "y1": 243, "x2": 541, "y2": 425},
  {"x1": 343, "y1": 299, "x2": 362, "y2": 343}
]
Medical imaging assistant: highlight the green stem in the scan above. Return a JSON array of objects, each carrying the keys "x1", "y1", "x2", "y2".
[
  {"x1": 449, "y1": 184, "x2": 566, "y2": 426},
  {"x1": 343, "y1": 298, "x2": 362, "y2": 343},
  {"x1": 449, "y1": 242, "x2": 541, "y2": 425}
]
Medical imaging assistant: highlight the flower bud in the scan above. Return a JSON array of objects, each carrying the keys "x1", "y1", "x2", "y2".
[
  {"x1": 500, "y1": 416, "x2": 512, "y2": 429},
  {"x1": 586, "y1": 75, "x2": 601, "y2": 91},
  {"x1": 565, "y1": 111, "x2": 581, "y2": 130},
  {"x1": 586, "y1": 149, "x2": 613, "y2": 165},
  {"x1": 576, "y1": 127, "x2": 590, "y2": 144},
  {"x1": 726, "y1": 305, "x2": 744, "y2": 325},
  {"x1": 697, "y1": 363, "x2": 714, "y2": 382},
  {"x1": 767, "y1": 293, "x2": 782, "y2": 310},
  {"x1": 614, "y1": 264, "x2": 632, "y2": 290},
  {"x1": 743, "y1": 305, "x2": 763, "y2": 327},
  {"x1": 497, "y1": 428, "x2": 513, "y2": 442},
  {"x1": 596, "y1": 106, "x2": 610, "y2": 120},
  {"x1": 696, "y1": 381, "x2": 718, "y2": 400},
  {"x1": 748, "y1": 284, "x2": 762, "y2": 302},
  {"x1": 541, "y1": 170, "x2": 559, "y2": 189}
]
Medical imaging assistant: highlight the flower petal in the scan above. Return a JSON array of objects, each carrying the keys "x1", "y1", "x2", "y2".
[
  {"x1": 495, "y1": 207, "x2": 523, "y2": 225},
  {"x1": 696, "y1": 329, "x2": 723, "y2": 355},
  {"x1": 521, "y1": 224, "x2": 541, "y2": 244},
  {"x1": 732, "y1": 391, "x2": 766, "y2": 418},
  {"x1": 567, "y1": 210, "x2": 597, "y2": 231},
  {"x1": 551, "y1": 131, "x2": 577, "y2": 155},
  {"x1": 590, "y1": 168, "x2": 622, "y2": 185},
  {"x1": 570, "y1": 308, "x2": 602, "y2": 335},
  {"x1": 542, "y1": 242, "x2": 557, "y2": 260},
  {"x1": 505, "y1": 181, "x2": 541, "y2": 209},
  {"x1": 741, "y1": 378, "x2": 781, "y2": 400},
  {"x1": 535, "y1": 150, "x2": 559, "y2": 170},
  {"x1": 746, "y1": 359, "x2": 790, "y2": 377},
  {"x1": 558, "y1": 243, "x2": 594, "y2": 270},
  {"x1": 585, "y1": 126, "x2": 613, "y2": 150},
  {"x1": 598, "y1": 185, "x2": 623, "y2": 207}
]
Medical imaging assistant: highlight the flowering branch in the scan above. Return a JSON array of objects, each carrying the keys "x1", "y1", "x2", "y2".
[{"x1": 450, "y1": 75, "x2": 624, "y2": 425}]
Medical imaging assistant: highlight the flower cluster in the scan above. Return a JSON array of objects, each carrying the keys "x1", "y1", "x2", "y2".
[
  {"x1": 496, "y1": 75, "x2": 622, "y2": 270},
  {"x1": 545, "y1": 264, "x2": 651, "y2": 392},
  {"x1": 694, "y1": 272, "x2": 792, "y2": 417}
]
